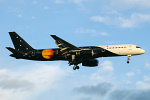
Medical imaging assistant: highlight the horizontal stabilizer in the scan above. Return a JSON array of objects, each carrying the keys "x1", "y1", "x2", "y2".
[{"x1": 6, "y1": 47, "x2": 25, "y2": 56}]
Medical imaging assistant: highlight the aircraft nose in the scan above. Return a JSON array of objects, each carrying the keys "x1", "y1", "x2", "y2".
[{"x1": 141, "y1": 49, "x2": 145, "y2": 54}]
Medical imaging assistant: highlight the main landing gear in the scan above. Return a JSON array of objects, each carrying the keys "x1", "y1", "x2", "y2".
[
  {"x1": 73, "y1": 65, "x2": 79, "y2": 70},
  {"x1": 70, "y1": 55, "x2": 80, "y2": 70},
  {"x1": 127, "y1": 55, "x2": 131, "y2": 64}
]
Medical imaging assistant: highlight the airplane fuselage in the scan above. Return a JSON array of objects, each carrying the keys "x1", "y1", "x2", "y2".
[
  {"x1": 7, "y1": 32, "x2": 145, "y2": 70},
  {"x1": 11, "y1": 44, "x2": 145, "y2": 61}
]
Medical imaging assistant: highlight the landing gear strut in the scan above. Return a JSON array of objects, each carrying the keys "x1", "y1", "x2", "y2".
[
  {"x1": 73, "y1": 66, "x2": 80, "y2": 70},
  {"x1": 69, "y1": 55, "x2": 80, "y2": 70},
  {"x1": 127, "y1": 55, "x2": 131, "y2": 64}
]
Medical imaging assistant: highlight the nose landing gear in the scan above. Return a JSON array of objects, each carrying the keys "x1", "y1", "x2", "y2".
[{"x1": 127, "y1": 55, "x2": 131, "y2": 64}]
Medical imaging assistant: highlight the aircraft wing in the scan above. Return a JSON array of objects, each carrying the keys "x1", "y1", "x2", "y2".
[{"x1": 50, "y1": 35, "x2": 81, "y2": 54}]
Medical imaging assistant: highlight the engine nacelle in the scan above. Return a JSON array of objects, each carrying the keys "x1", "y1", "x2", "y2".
[{"x1": 82, "y1": 59, "x2": 98, "y2": 67}]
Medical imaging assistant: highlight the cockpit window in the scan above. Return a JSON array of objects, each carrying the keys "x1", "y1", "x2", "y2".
[{"x1": 136, "y1": 46, "x2": 141, "y2": 48}]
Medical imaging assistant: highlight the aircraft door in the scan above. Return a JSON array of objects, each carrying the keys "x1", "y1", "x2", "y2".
[
  {"x1": 101, "y1": 48, "x2": 105, "y2": 52},
  {"x1": 56, "y1": 50, "x2": 58, "y2": 54},
  {"x1": 129, "y1": 45, "x2": 132, "y2": 50}
]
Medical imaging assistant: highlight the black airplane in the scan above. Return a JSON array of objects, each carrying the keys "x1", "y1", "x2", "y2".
[{"x1": 6, "y1": 32, "x2": 145, "y2": 70}]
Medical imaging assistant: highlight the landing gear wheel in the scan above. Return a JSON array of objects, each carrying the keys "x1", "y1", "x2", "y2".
[
  {"x1": 73, "y1": 66, "x2": 76, "y2": 70},
  {"x1": 76, "y1": 66, "x2": 79, "y2": 69},
  {"x1": 127, "y1": 61, "x2": 129, "y2": 64},
  {"x1": 73, "y1": 66, "x2": 80, "y2": 70}
]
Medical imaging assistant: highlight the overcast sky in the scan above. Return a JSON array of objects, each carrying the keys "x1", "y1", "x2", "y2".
[{"x1": 1, "y1": 0, "x2": 150, "y2": 100}]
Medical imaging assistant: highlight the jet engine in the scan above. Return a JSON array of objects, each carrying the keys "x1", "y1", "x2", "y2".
[
  {"x1": 82, "y1": 59, "x2": 98, "y2": 67},
  {"x1": 75, "y1": 50, "x2": 95, "y2": 57}
]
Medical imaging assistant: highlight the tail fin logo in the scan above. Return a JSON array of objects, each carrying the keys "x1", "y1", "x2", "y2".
[
  {"x1": 9, "y1": 32, "x2": 34, "y2": 53},
  {"x1": 42, "y1": 49, "x2": 54, "y2": 59}
]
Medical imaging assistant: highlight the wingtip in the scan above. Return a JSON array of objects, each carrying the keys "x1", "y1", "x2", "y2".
[
  {"x1": 50, "y1": 35, "x2": 57, "y2": 38},
  {"x1": 9, "y1": 31, "x2": 16, "y2": 33},
  {"x1": 50, "y1": 35, "x2": 56, "y2": 36},
  {"x1": 6, "y1": 47, "x2": 10, "y2": 49}
]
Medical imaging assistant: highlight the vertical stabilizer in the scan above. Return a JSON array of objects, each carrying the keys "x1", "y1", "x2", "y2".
[{"x1": 9, "y1": 32, "x2": 34, "y2": 53}]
